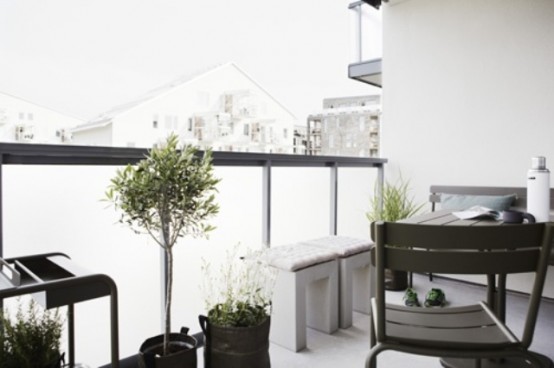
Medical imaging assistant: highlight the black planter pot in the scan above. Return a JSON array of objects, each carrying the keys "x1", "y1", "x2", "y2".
[
  {"x1": 385, "y1": 269, "x2": 408, "y2": 291},
  {"x1": 199, "y1": 315, "x2": 270, "y2": 368},
  {"x1": 138, "y1": 327, "x2": 197, "y2": 368},
  {"x1": 49, "y1": 353, "x2": 65, "y2": 368}
]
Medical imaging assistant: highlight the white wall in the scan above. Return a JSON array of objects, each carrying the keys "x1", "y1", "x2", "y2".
[
  {"x1": 381, "y1": 0, "x2": 554, "y2": 296},
  {"x1": 0, "y1": 92, "x2": 84, "y2": 143},
  {"x1": 72, "y1": 124, "x2": 113, "y2": 146},
  {"x1": 109, "y1": 64, "x2": 296, "y2": 150}
]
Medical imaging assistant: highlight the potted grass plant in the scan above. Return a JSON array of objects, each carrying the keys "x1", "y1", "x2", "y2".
[
  {"x1": 199, "y1": 245, "x2": 276, "y2": 368},
  {"x1": 106, "y1": 134, "x2": 220, "y2": 368},
  {"x1": 366, "y1": 176, "x2": 424, "y2": 290},
  {"x1": 0, "y1": 299, "x2": 64, "y2": 368}
]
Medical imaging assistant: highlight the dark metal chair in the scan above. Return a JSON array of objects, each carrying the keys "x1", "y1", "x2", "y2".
[{"x1": 366, "y1": 221, "x2": 554, "y2": 368}]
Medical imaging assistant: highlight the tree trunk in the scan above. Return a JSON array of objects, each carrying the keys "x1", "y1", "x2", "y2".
[{"x1": 164, "y1": 247, "x2": 173, "y2": 355}]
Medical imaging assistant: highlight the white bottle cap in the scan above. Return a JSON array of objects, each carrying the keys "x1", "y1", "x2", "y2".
[{"x1": 531, "y1": 156, "x2": 546, "y2": 170}]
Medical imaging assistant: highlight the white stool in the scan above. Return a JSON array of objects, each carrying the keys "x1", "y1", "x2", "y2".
[
  {"x1": 302, "y1": 236, "x2": 372, "y2": 328},
  {"x1": 267, "y1": 243, "x2": 339, "y2": 352}
]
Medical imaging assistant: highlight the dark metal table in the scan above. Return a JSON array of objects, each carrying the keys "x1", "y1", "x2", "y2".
[{"x1": 402, "y1": 210, "x2": 553, "y2": 368}]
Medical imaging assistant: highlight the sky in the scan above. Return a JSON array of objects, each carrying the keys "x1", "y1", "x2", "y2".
[{"x1": 0, "y1": 0, "x2": 380, "y2": 122}]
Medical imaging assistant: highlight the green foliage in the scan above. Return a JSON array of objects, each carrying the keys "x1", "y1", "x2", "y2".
[
  {"x1": 0, "y1": 300, "x2": 63, "y2": 368},
  {"x1": 106, "y1": 134, "x2": 220, "y2": 250},
  {"x1": 202, "y1": 245, "x2": 276, "y2": 328},
  {"x1": 208, "y1": 301, "x2": 268, "y2": 328},
  {"x1": 366, "y1": 176, "x2": 424, "y2": 222},
  {"x1": 105, "y1": 134, "x2": 220, "y2": 355}
]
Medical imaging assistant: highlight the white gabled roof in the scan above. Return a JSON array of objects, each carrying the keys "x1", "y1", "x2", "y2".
[
  {"x1": 77, "y1": 62, "x2": 296, "y2": 132},
  {"x1": 0, "y1": 91, "x2": 86, "y2": 123}
]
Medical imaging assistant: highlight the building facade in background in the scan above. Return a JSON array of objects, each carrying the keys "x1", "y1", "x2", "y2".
[
  {"x1": 71, "y1": 63, "x2": 297, "y2": 153},
  {"x1": 306, "y1": 95, "x2": 381, "y2": 157},
  {"x1": 0, "y1": 92, "x2": 84, "y2": 144}
]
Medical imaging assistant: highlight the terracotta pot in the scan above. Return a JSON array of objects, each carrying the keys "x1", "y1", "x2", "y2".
[{"x1": 138, "y1": 327, "x2": 197, "y2": 368}]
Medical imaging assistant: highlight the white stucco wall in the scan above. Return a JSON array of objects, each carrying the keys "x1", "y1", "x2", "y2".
[
  {"x1": 0, "y1": 92, "x2": 84, "y2": 143},
  {"x1": 381, "y1": 0, "x2": 554, "y2": 296},
  {"x1": 109, "y1": 63, "x2": 296, "y2": 150},
  {"x1": 72, "y1": 124, "x2": 113, "y2": 146}
]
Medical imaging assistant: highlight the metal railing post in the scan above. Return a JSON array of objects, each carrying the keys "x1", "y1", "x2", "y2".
[
  {"x1": 377, "y1": 164, "x2": 385, "y2": 213},
  {"x1": 330, "y1": 163, "x2": 338, "y2": 235},
  {"x1": 262, "y1": 160, "x2": 272, "y2": 247}
]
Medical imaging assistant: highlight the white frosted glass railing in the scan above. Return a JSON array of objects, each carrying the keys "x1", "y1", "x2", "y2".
[
  {"x1": 349, "y1": 1, "x2": 383, "y2": 63},
  {"x1": 0, "y1": 143, "x2": 385, "y2": 366}
]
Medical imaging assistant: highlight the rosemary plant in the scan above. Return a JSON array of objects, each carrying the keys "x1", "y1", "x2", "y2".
[{"x1": 202, "y1": 245, "x2": 276, "y2": 328}]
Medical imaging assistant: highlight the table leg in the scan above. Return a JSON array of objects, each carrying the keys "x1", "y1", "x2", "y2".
[{"x1": 68, "y1": 303, "x2": 75, "y2": 367}]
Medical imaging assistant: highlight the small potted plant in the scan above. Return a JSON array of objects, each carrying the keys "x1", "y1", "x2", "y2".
[
  {"x1": 366, "y1": 176, "x2": 424, "y2": 290},
  {"x1": 200, "y1": 245, "x2": 276, "y2": 368},
  {"x1": 0, "y1": 299, "x2": 64, "y2": 368},
  {"x1": 106, "y1": 134, "x2": 220, "y2": 368}
]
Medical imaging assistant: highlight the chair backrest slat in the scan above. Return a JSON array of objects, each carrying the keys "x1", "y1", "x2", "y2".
[
  {"x1": 384, "y1": 247, "x2": 540, "y2": 275},
  {"x1": 382, "y1": 222, "x2": 544, "y2": 251}
]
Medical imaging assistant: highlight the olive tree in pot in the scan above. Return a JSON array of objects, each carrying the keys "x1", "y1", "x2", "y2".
[
  {"x1": 106, "y1": 134, "x2": 220, "y2": 368},
  {"x1": 366, "y1": 176, "x2": 424, "y2": 291},
  {"x1": 200, "y1": 245, "x2": 276, "y2": 368}
]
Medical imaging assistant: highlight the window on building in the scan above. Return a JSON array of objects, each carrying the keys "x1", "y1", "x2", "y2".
[
  {"x1": 153, "y1": 120, "x2": 158, "y2": 128},
  {"x1": 188, "y1": 117, "x2": 193, "y2": 131},
  {"x1": 18, "y1": 112, "x2": 24, "y2": 120},
  {"x1": 283, "y1": 128, "x2": 288, "y2": 139},
  {"x1": 27, "y1": 113, "x2": 34, "y2": 121},
  {"x1": 243, "y1": 124, "x2": 249, "y2": 136}
]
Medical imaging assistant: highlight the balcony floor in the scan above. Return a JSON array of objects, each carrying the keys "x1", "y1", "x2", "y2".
[
  {"x1": 110, "y1": 274, "x2": 554, "y2": 368},
  {"x1": 269, "y1": 274, "x2": 554, "y2": 368}
]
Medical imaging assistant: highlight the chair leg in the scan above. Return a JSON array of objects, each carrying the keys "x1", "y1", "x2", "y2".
[
  {"x1": 365, "y1": 343, "x2": 388, "y2": 368},
  {"x1": 521, "y1": 351, "x2": 543, "y2": 368}
]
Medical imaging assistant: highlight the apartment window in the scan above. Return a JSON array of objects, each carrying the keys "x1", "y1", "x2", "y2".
[
  {"x1": 243, "y1": 124, "x2": 249, "y2": 136},
  {"x1": 188, "y1": 117, "x2": 193, "y2": 131},
  {"x1": 283, "y1": 128, "x2": 288, "y2": 139},
  {"x1": 18, "y1": 112, "x2": 24, "y2": 120},
  {"x1": 153, "y1": 121, "x2": 158, "y2": 128},
  {"x1": 27, "y1": 113, "x2": 34, "y2": 121}
]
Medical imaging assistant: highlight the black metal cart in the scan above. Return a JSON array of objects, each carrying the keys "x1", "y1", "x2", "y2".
[{"x1": 0, "y1": 252, "x2": 119, "y2": 368}]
